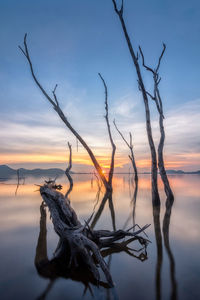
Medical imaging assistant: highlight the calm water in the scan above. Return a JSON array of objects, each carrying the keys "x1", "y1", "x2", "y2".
[{"x1": 0, "y1": 174, "x2": 199, "y2": 300}]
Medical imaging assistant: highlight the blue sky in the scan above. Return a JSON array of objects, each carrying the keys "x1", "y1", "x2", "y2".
[{"x1": 0, "y1": 0, "x2": 200, "y2": 171}]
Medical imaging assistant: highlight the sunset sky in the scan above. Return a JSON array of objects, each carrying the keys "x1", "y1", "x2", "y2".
[{"x1": 0, "y1": 0, "x2": 200, "y2": 172}]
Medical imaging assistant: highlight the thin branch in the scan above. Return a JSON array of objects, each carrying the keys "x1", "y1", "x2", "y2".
[
  {"x1": 98, "y1": 73, "x2": 116, "y2": 186},
  {"x1": 114, "y1": 120, "x2": 138, "y2": 181},
  {"x1": 52, "y1": 84, "x2": 59, "y2": 107},
  {"x1": 19, "y1": 34, "x2": 57, "y2": 108},
  {"x1": 113, "y1": 119, "x2": 130, "y2": 149},
  {"x1": 139, "y1": 46, "x2": 154, "y2": 74},
  {"x1": 156, "y1": 43, "x2": 166, "y2": 73},
  {"x1": 120, "y1": 0, "x2": 124, "y2": 14},
  {"x1": 112, "y1": 0, "x2": 119, "y2": 13},
  {"x1": 19, "y1": 34, "x2": 109, "y2": 190}
]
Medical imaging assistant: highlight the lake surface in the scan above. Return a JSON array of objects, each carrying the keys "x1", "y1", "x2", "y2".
[{"x1": 0, "y1": 174, "x2": 199, "y2": 300}]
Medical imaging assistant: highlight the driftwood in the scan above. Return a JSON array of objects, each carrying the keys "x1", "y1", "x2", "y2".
[{"x1": 38, "y1": 182, "x2": 150, "y2": 287}]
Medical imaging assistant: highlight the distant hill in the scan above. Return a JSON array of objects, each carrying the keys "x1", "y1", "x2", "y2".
[
  {"x1": 0, "y1": 165, "x2": 65, "y2": 179},
  {"x1": 0, "y1": 165, "x2": 200, "y2": 180},
  {"x1": 0, "y1": 165, "x2": 16, "y2": 177},
  {"x1": 166, "y1": 170, "x2": 200, "y2": 174}
]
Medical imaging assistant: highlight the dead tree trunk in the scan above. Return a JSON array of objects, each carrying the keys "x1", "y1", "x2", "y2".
[
  {"x1": 111, "y1": 0, "x2": 160, "y2": 205},
  {"x1": 139, "y1": 45, "x2": 174, "y2": 200},
  {"x1": 98, "y1": 73, "x2": 116, "y2": 187},
  {"x1": 113, "y1": 120, "x2": 138, "y2": 182},
  {"x1": 19, "y1": 34, "x2": 110, "y2": 191}
]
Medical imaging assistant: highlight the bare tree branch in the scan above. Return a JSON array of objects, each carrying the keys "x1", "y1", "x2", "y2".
[
  {"x1": 19, "y1": 34, "x2": 110, "y2": 190},
  {"x1": 98, "y1": 73, "x2": 116, "y2": 186},
  {"x1": 156, "y1": 43, "x2": 166, "y2": 73},
  {"x1": 52, "y1": 84, "x2": 59, "y2": 107},
  {"x1": 139, "y1": 46, "x2": 154, "y2": 74},
  {"x1": 111, "y1": 1, "x2": 160, "y2": 205},
  {"x1": 113, "y1": 120, "x2": 138, "y2": 181},
  {"x1": 138, "y1": 43, "x2": 173, "y2": 199},
  {"x1": 19, "y1": 34, "x2": 57, "y2": 108}
]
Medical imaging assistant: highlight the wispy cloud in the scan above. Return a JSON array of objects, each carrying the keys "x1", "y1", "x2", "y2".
[{"x1": 0, "y1": 98, "x2": 199, "y2": 171}]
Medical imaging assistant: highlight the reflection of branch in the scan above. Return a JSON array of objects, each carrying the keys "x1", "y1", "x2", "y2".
[
  {"x1": 35, "y1": 202, "x2": 48, "y2": 267},
  {"x1": 90, "y1": 191, "x2": 116, "y2": 231},
  {"x1": 36, "y1": 280, "x2": 55, "y2": 300},
  {"x1": 90, "y1": 191, "x2": 110, "y2": 229},
  {"x1": 65, "y1": 142, "x2": 73, "y2": 199},
  {"x1": 163, "y1": 197, "x2": 177, "y2": 300},
  {"x1": 153, "y1": 205, "x2": 163, "y2": 300},
  {"x1": 132, "y1": 178, "x2": 138, "y2": 231},
  {"x1": 15, "y1": 169, "x2": 20, "y2": 196},
  {"x1": 123, "y1": 176, "x2": 138, "y2": 232}
]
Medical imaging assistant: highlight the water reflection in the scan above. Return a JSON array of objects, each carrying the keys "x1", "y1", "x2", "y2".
[
  {"x1": 162, "y1": 197, "x2": 177, "y2": 300},
  {"x1": 153, "y1": 204, "x2": 163, "y2": 300},
  {"x1": 34, "y1": 174, "x2": 149, "y2": 299},
  {"x1": 0, "y1": 175, "x2": 200, "y2": 299},
  {"x1": 35, "y1": 202, "x2": 110, "y2": 299}
]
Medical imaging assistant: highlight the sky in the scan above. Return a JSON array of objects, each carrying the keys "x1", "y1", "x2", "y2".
[{"x1": 0, "y1": 0, "x2": 200, "y2": 172}]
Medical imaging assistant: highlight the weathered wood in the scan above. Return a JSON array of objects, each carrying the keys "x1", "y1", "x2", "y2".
[
  {"x1": 39, "y1": 183, "x2": 150, "y2": 286},
  {"x1": 99, "y1": 73, "x2": 116, "y2": 187},
  {"x1": 139, "y1": 44, "x2": 174, "y2": 200},
  {"x1": 111, "y1": 0, "x2": 160, "y2": 205}
]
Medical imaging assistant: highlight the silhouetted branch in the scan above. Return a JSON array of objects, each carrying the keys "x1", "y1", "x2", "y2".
[
  {"x1": 19, "y1": 34, "x2": 110, "y2": 190},
  {"x1": 98, "y1": 73, "x2": 116, "y2": 186},
  {"x1": 65, "y1": 142, "x2": 73, "y2": 199},
  {"x1": 139, "y1": 43, "x2": 173, "y2": 199},
  {"x1": 114, "y1": 120, "x2": 138, "y2": 181},
  {"x1": 111, "y1": 1, "x2": 160, "y2": 205}
]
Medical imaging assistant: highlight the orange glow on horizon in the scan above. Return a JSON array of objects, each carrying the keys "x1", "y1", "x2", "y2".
[{"x1": 0, "y1": 151, "x2": 200, "y2": 171}]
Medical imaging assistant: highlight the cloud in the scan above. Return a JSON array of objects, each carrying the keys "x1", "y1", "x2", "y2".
[{"x1": 0, "y1": 98, "x2": 199, "y2": 171}]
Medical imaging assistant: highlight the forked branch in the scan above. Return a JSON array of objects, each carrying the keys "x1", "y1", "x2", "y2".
[
  {"x1": 113, "y1": 120, "x2": 138, "y2": 181},
  {"x1": 19, "y1": 34, "x2": 110, "y2": 190}
]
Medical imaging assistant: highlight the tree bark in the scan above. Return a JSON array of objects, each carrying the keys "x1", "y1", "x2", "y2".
[
  {"x1": 139, "y1": 44, "x2": 174, "y2": 200},
  {"x1": 39, "y1": 182, "x2": 150, "y2": 287},
  {"x1": 111, "y1": 1, "x2": 160, "y2": 205},
  {"x1": 99, "y1": 73, "x2": 116, "y2": 187}
]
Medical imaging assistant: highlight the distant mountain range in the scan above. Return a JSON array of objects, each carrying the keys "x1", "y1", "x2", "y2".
[
  {"x1": 0, "y1": 165, "x2": 199, "y2": 179},
  {"x1": 0, "y1": 165, "x2": 65, "y2": 179},
  {"x1": 166, "y1": 169, "x2": 200, "y2": 174}
]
